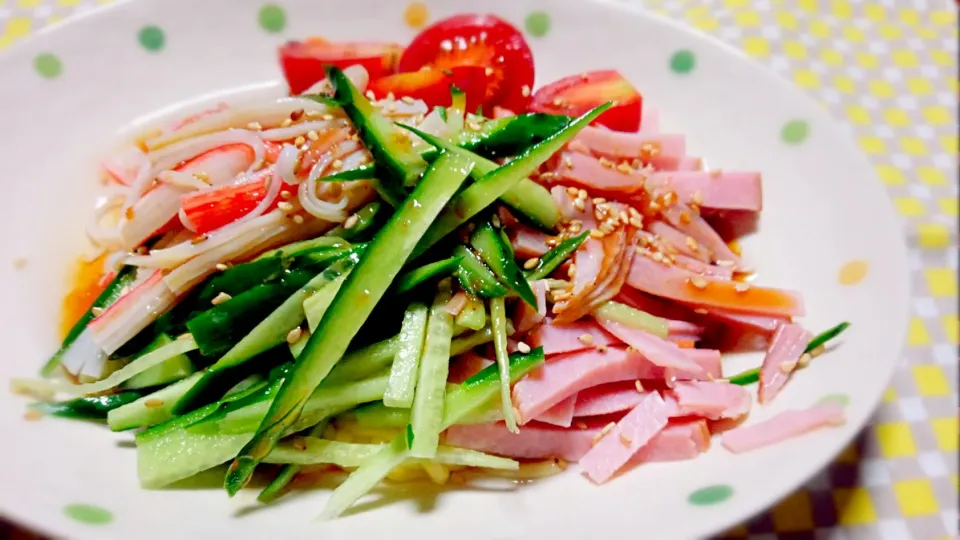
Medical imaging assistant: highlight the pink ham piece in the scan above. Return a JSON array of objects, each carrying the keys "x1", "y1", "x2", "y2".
[
  {"x1": 658, "y1": 201, "x2": 742, "y2": 268},
  {"x1": 550, "y1": 185, "x2": 598, "y2": 229},
  {"x1": 627, "y1": 254, "x2": 806, "y2": 318},
  {"x1": 647, "y1": 221, "x2": 711, "y2": 262},
  {"x1": 514, "y1": 280, "x2": 548, "y2": 334},
  {"x1": 703, "y1": 309, "x2": 788, "y2": 334},
  {"x1": 673, "y1": 255, "x2": 734, "y2": 280},
  {"x1": 648, "y1": 155, "x2": 703, "y2": 172},
  {"x1": 535, "y1": 395, "x2": 577, "y2": 427},
  {"x1": 573, "y1": 128, "x2": 685, "y2": 161},
  {"x1": 552, "y1": 151, "x2": 646, "y2": 194},
  {"x1": 528, "y1": 319, "x2": 619, "y2": 355},
  {"x1": 645, "y1": 171, "x2": 763, "y2": 212},
  {"x1": 667, "y1": 320, "x2": 704, "y2": 340},
  {"x1": 669, "y1": 381, "x2": 751, "y2": 420},
  {"x1": 595, "y1": 318, "x2": 704, "y2": 374},
  {"x1": 628, "y1": 419, "x2": 711, "y2": 465},
  {"x1": 444, "y1": 417, "x2": 709, "y2": 466},
  {"x1": 444, "y1": 421, "x2": 602, "y2": 462},
  {"x1": 510, "y1": 224, "x2": 551, "y2": 258},
  {"x1": 721, "y1": 403, "x2": 846, "y2": 454},
  {"x1": 758, "y1": 323, "x2": 813, "y2": 404},
  {"x1": 573, "y1": 381, "x2": 646, "y2": 417},
  {"x1": 579, "y1": 392, "x2": 672, "y2": 483}
]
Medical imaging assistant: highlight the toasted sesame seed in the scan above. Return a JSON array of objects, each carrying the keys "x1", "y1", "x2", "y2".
[
  {"x1": 577, "y1": 333, "x2": 594, "y2": 345},
  {"x1": 400, "y1": 96, "x2": 415, "y2": 104},
  {"x1": 552, "y1": 98, "x2": 565, "y2": 107},
  {"x1": 716, "y1": 260, "x2": 735, "y2": 267},
  {"x1": 575, "y1": 421, "x2": 588, "y2": 430},
  {"x1": 779, "y1": 360, "x2": 797, "y2": 373},
  {"x1": 24, "y1": 410, "x2": 43, "y2": 421},
  {"x1": 689, "y1": 277, "x2": 708, "y2": 289},
  {"x1": 635, "y1": 380, "x2": 644, "y2": 393},
  {"x1": 566, "y1": 186, "x2": 578, "y2": 197},
  {"x1": 125, "y1": 207, "x2": 136, "y2": 220},
  {"x1": 597, "y1": 344, "x2": 608, "y2": 352},
  {"x1": 809, "y1": 345, "x2": 825, "y2": 358},
  {"x1": 12, "y1": 258, "x2": 27, "y2": 269},
  {"x1": 563, "y1": 156, "x2": 574, "y2": 169},
  {"x1": 331, "y1": 159, "x2": 343, "y2": 170},
  {"x1": 572, "y1": 199, "x2": 586, "y2": 212},
  {"x1": 344, "y1": 214, "x2": 360, "y2": 229},
  {"x1": 190, "y1": 235, "x2": 206, "y2": 244},
  {"x1": 523, "y1": 258, "x2": 539, "y2": 270},
  {"x1": 90, "y1": 307, "x2": 104, "y2": 317},
  {"x1": 552, "y1": 290, "x2": 572, "y2": 302},
  {"x1": 192, "y1": 172, "x2": 210, "y2": 183},
  {"x1": 593, "y1": 421, "x2": 616, "y2": 444},
  {"x1": 305, "y1": 110, "x2": 323, "y2": 118},
  {"x1": 280, "y1": 118, "x2": 293, "y2": 128},
  {"x1": 293, "y1": 215, "x2": 305, "y2": 224},
  {"x1": 567, "y1": 264, "x2": 577, "y2": 278},
  {"x1": 247, "y1": 121, "x2": 262, "y2": 130},
  {"x1": 303, "y1": 130, "x2": 319, "y2": 142},
  {"x1": 598, "y1": 157, "x2": 614, "y2": 169},
  {"x1": 797, "y1": 353, "x2": 813, "y2": 367},
  {"x1": 619, "y1": 432, "x2": 632, "y2": 446},
  {"x1": 576, "y1": 189, "x2": 588, "y2": 200},
  {"x1": 277, "y1": 201, "x2": 295, "y2": 212},
  {"x1": 517, "y1": 341, "x2": 531, "y2": 354},
  {"x1": 629, "y1": 216, "x2": 644, "y2": 228},
  {"x1": 694, "y1": 308, "x2": 709, "y2": 314},
  {"x1": 589, "y1": 229, "x2": 606, "y2": 238},
  {"x1": 280, "y1": 190, "x2": 292, "y2": 200},
  {"x1": 618, "y1": 210, "x2": 629, "y2": 224},
  {"x1": 294, "y1": 136, "x2": 306, "y2": 146},
  {"x1": 386, "y1": 92, "x2": 396, "y2": 101},
  {"x1": 286, "y1": 327, "x2": 303, "y2": 344},
  {"x1": 521, "y1": 85, "x2": 531, "y2": 97},
  {"x1": 215, "y1": 263, "x2": 229, "y2": 271},
  {"x1": 616, "y1": 162, "x2": 633, "y2": 174},
  {"x1": 212, "y1": 292, "x2": 232, "y2": 305},
  {"x1": 734, "y1": 282, "x2": 751, "y2": 293},
  {"x1": 323, "y1": 113, "x2": 335, "y2": 121},
  {"x1": 691, "y1": 190, "x2": 703, "y2": 205},
  {"x1": 491, "y1": 214, "x2": 501, "y2": 228},
  {"x1": 545, "y1": 237, "x2": 558, "y2": 247},
  {"x1": 365, "y1": 90, "x2": 376, "y2": 100},
  {"x1": 685, "y1": 236, "x2": 699, "y2": 252},
  {"x1": 144, "y1": 398, "x2": 165, "y2": 408},
  {"x1": 592, "y1": 197, "x2": 607, "y2": 205},
  {"x1": 679, "y1": 211, "x2": 692, "y2": 224}
]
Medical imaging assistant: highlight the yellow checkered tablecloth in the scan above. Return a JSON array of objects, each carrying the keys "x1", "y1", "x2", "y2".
[{"x1": 0, "y1": 0, "x2": 957, "y2": 539}]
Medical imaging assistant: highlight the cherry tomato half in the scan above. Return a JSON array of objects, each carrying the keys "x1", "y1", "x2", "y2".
[
  {"x1": 279, "y1": 40, "x2": 403, "y2": 95},
  {"x1": 368, "y1": 66, "x2": 489, "y2": 111},
  {"x1": 398, "y1": 14, "x2": 535, "y2": 112},
  {"x1": 528, "y1": 70, "x2": 643, "y2": 132}
]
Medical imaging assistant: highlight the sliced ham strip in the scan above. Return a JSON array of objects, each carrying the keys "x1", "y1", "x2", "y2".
[
  {"x1": 444, "y1": 421, "x2": 601, "y2": 462},
  {"x1": 514, "y1": 280, "x2": 548, "y2": 334},
  {"x1": 550, "y1": 185, "x2": 598, "y2": 228},
  {"x1": 721, "y1": 403, "x2": 846, "y2": 454},
  {"x1": 579, "y1": 392, "x2": 672, "y2": 483},
  {"x1": 552, "y1": 152, "x2": 646, "y2": 194},
  {"x1": 667, "y1": 320, "x2": 704, "y2": 339},
  {"x1": 510, "y1": 224, "x2": 551, "y2": 258},
  {"x1": 573, "y1": 128, "x2": 685, "y2": 161},
  {"x1": 535, "y1": 395, "x2": 577, "y2": 427},
  {"x1": 669, "y1": 381, "x2": 751, "y2": 420},
  {"x1": 658, "y1": 202, "x2": 743, "y2": 268},
  {"x1": 512, "y1": 347, "x2": 643, "y2": 423},
  {"x1": 596, "y1": 319, "x2": 704, "y2": 374},
  {"x1": 443, "y1": 418, "x2": 709, "y2": 465},
  {"x1": 627, "y1": 254, "x2": 806, "y2": 318},
  {"x1": 758, "y1": 323, "x2": 813, "y2": 404},
  {"x1": 628, "y1": 419, "x2": 711, "y2": 465},
  {"x1": 528, "y1": 319, "x2": 620, "y2": 355},
  {"x1": 647, "y1": 221, "x2": 712, "y2": 262},
  {"x1": 673, "y1": 255, "x2": 734, "y2": 280},
  {"x1": 573, "y1": 382, "x2": 646, "y2": 417},
  {"x1": 646, "y1": 171, "x2": 762, "y2": 212},
  {"x1": 703, "y1": 309, "x2": 787, "y2": 333}
]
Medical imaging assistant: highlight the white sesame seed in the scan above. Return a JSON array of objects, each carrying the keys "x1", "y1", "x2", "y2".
[
  {"x1": 144, "y1": 398, "x2": 165, "y2": 408},
  {"x1": 305, "y1": 110, "x2": 323, "y2": 118},
  {"x1": 277, "y1": 201, "x2": 295, "y2": 212},
  {"x1": 294, "y1": 136, "x2": 306, "y2": 146},
  {"x1": 344, "y1": 214, "x2": 360, "y2": 229},
  {"x1": 211, "y1": 292, "x2": 232, "y2": 305},
  {"x1": 517, "y1": 341, "x2": 531, "y2": 354},
  {"x1": 577, "y1": 333, "x2": 594, "y2": 345},
  {"x1": 689, "y1": 277, "x2": 708, "y2": 289},
  {"x1": 401, "y1": 96, "x2": 415, "y2": 104},
  {"x1": 694, "y1": 308, "x2": 709, "y2": 314},
  {"x1": 215, "y1": 263, "x2": 229, "y2": 271},
  {"x1": 619, "y1": 432, "x2": 632, "y2": 446},
  {"x1": 365, "y1": 90, "x2": 376, "y2": 100},
  {"x1": 491, "y1": 214, "x2": 501, "y2": 228},
  {"x1": 280, "y1": 190, "x2": 292, "y2": 200},
  {"x1": 286, "y1": 327, "x2": 303, "y2": 345},
  {"x1": 566, "y1": 186, "x2": 578, "y2": 197},
  {"x1": 716, "y1": 260, "x2": 735, "y2": 267},
  {"x1": 779, "y1": 360, "x2": 797, "y2": 373},
  {"x1": 247, "y1": 121, "x2": 262, "y2": 130},
  {"x1": 331, "y1": 159, "x2": 343, "y2": 170},
  {"x1": 809, "y1": 345, "x2": 825, "y2": 358},
  {"x1": 521, "y1": 85, "x2": 531, "y2": 97},
  {"x1": 193, "y1": 172, "x2": 210, "y2": 183},
  {"x1": 685, "y1": 236, "x2": 699, "y2": 252},
  {"x1": 592, "y1": 422, "x2": 616, "y2": 445},
  {"x1": 11, "y1": 258, "x2": 26, "y2": 269},
  {"x1": 797, "y1": 353, "x2": 813, "y2": 367},
  {"x1": 552, "y1": 98, "x2": 564, "y2": 107},
  {"x1": 629, "y1": 216, "x2": 644, "y2": 228},
  {"x1": 91, "y1": 307, "x2": 104, "y2": 317},
  {"x1": 592, "y1": 197, "x2": 607, "y2": 205},
  {"x1": 292, "y1": 215, "x2": 304, "y2": 224},
  {"x1": 523, "y1": 258, "x2": 539, "y2": 270},
  {"x1": 323, "y1": 113, "x2": 335, "y2": 121},
  {"x1": 589, "y1": 229, "x2": 606, "y2": 239},
  {"x1": 281, "y1": 118, "x2": 293, "y2": 128},
  {"x1": 734, "y1": 282, "x2": 751, "y2": 293}
]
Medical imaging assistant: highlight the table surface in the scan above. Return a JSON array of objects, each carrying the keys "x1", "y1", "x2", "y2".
[{"x1": 0, "y1": 0, "x2": 957, "y2": 538}]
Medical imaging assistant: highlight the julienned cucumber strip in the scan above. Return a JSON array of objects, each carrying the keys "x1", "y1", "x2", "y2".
[
  {"x1": 395, "y1": 256, "x2": 462, "y2": 295},
  {"x1": 318, "y1": 347, "x2": 543, "y2": 520},
  {"x1": 407, "y1": 102, "x2": 612, "y2": 258},
  {"x1": 173, "y1": 252, "x2": 362, "y2": 415},
  {"x1": 455, "y1": 295, "x2": 486, "y2": 331},
  {"x1": 454, "y1": 245, "x2": 508, "y2": 298},
  {"x1": 264, "y1": 438, "x2": 517, "y2": 471},
  {"x1": 224, "y1": 152, "x2": 475, "y2": 496},
  {"x1": 525, "y1": 231, "x2": 588, "y2": 281},
  {"x1": 123, "y1": 333, "x2": 195, "y2": 390},
  {"x1": 471, "y1": 222, "x2": 537, "y2": 307},
  {"x1": 383, "y1": 303, "x2": 429, "y2": 408},
  {"x1": 728, "y1": 322, "x2": 852, "y2": 386},
  {"x1": 257, "y1": 419, "x2": 330, "y2": 503},
  {"x1": 593, "y1": 301, "x2": 669, "y2": 339},
  {"x1": 409, "y1": 290, "x2": 454, "y2": 458},
  {"x1": 488, "y1": 297, "x2": 518, "y2": 433},
  {"x1": 42, "y1": 266, "x2": 138, "y2": 376},
  {"x1": 304, "y1": 271, "x2": 352, "y2": 332},
  {"x1": 324, "y1": 66, "x2": 425, "y2": 189},
  {"x1": 254, "y1": 237, "x2": 350, "y2": 261},
  {"x1": 30, "y1": 391, "x2": 144, "y2": 420},
  {"x1": 109, "y1": 372, "x2": 204, "y2": 431}
]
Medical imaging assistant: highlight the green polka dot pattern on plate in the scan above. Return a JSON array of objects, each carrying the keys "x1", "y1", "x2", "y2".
[
  {"x1": 34, "y1": 52, "x2": 62, "y2": 79},
  {"x1": 63, "y1": 504, "x2": 113, "y2": 525},
  {"x1": 138, "y1": 26, "x2": 165, "y2": 52},
  {"x1": 688, "y1": 484, "x2": 733, "y2": 506},
  {"x1": 781, "y1": 119, "x2": 810, "y2": 144},
  {"x1": 669, "y1": 50, "x2": 696, "y2": 74},
  {"x1": 259, "y1": 4, "x2": 287, "y2": 33},
  {"x1": 818, "y1": 393, "x2": 851, "y2": 406},
  {"x1": 525, "y1": 11, "x2": 551, "y2": 37}
]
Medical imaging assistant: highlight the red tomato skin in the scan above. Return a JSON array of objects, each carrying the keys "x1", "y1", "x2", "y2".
[
  {"x1": 368, "y1": 66, "x2": 489, "y2": 111},
  {"x1": 279, "y1": 41, "x2": 403, "y2": 94},
  {"x1": 398, "y1": 14, "x2": 535, "y2": 112},
  {"x1": 528, "y1": 69, "x2": 643, "y2": 132}
]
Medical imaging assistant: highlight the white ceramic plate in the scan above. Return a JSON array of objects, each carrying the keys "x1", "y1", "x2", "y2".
[{"x1": 0, "y1": 0, "x2": 909, "y2": 538}]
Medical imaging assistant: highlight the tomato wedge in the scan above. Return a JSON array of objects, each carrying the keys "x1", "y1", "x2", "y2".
[
  {"x1": 398, "y1": 14, "x2": 535, "y2": 112},
  {"x1": 368, "y1": 66, "x2": 489, "y2": 111},
  {"x1": 279, "y1": 40, "x2": 403, "y2": 95},
  {"x1": 528, "y1": 70, "x2": 643, "y2": 132}
]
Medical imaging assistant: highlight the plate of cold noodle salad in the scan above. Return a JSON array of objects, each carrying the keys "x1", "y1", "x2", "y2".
[{"x1": 0, "y1": 1, "x2": 909, "y2": 539}]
